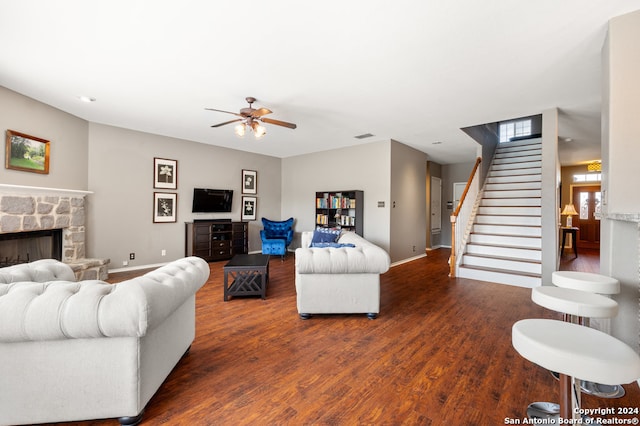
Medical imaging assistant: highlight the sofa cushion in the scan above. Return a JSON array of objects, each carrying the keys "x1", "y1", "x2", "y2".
[{"x1": 0, "y1": 256, "x2": 210, "y2": 343}]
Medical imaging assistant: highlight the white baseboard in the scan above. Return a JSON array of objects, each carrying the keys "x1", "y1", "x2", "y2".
[
  {"x1": 109, "y1": 262, "x2": 170, "y2": 274},
  {"x1": 390, "y1": 253, "x2": 427, "y2": 268}
]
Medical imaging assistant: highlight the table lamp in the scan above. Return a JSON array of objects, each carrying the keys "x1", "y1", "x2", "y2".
[{"x1": 561, "y1": 204, "x2": 578, "y2": 227}]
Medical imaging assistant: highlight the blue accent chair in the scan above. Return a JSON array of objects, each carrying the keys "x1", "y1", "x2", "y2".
[{"x1": 260, "y1": 217, "x2": 294, "y2": 259}]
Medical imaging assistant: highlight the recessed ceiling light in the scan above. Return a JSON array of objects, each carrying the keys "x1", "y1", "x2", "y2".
[{"x1": 78, "y1": 95, "x2": 96, "y2": 103}]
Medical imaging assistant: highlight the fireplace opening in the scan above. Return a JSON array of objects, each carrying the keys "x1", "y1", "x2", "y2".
[{"x1": 0, "y1": 229, "x2": 62, "y2": 267}]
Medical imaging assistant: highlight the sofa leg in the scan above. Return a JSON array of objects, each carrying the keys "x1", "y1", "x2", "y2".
[
  {"x1": 367, "y1": 313, "x2": 378, "y2": 320},
  {"x1": 118, "y1": 410, "x2": 144, "y2": 426},
  {"x1": 299, "y1": 313, "x2": 312, "y2": 320}
]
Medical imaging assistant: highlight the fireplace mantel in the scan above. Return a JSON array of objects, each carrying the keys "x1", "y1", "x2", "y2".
[{"x1": 0, "y1": 184, "x2": 93, "y2": 197}]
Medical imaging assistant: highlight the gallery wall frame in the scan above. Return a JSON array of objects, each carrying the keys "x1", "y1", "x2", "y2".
[
  {"x1": 242, "y1": 169, "x2": 257, "y2": 194},
  {"x1": 153, "y1": 192, "x2": 177, "y2": 223},
  {"x1": 5, "y1": 129, "x2": 50, "y2": 174},
  {"x1": 242, "y1": 196, "x2": 257, "y2": 221},
  {"x1": 154, "y1": 157, "x2": 177, "y2": 189}
]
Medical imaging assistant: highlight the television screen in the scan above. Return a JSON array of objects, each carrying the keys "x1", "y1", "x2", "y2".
[{"x1": 192, "y1": 188, "x2": 233, "y2": 213}]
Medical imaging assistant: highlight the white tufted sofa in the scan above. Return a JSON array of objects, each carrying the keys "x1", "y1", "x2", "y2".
[
  {"x1": 0, "y1": 257, "x2": 210, "y2": 426},
  {"x1": 295, "y1": 231, "x2": 390, "y2": 319}
]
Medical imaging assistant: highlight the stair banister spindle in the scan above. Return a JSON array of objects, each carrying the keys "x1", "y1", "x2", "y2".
[{"x1": 449, "y1": 157, "x2": 482, "y2": 277}]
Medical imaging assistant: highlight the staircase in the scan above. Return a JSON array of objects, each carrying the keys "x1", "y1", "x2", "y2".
[{"x1": 457, "y1": 138, "x2": 542, "y2": 288}]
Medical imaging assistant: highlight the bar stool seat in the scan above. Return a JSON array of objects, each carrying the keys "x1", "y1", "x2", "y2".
[
  {"x1": 552, "y1": 271, "x2": 620, "y2": 295},
  {"x1": 532, "y1": 286, "x2": 618, "y2": 319},
  {"x1": 513, "y1": 319, "x2": 640, "y2": 386},
  {"x1": 512, "y1": 319, "x2": 640, "y2": 420}
]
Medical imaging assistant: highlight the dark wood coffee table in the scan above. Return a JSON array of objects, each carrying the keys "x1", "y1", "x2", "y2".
[{"x1": 223, "y1": 254, "x2": 270, "y2": 301}]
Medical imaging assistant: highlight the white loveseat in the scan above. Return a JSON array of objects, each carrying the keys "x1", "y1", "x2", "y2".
[
  {"x1": 0, "y1": 257, "x2": 210, "y2": 426},
  {"x1": 295, "y1": 231, "x2": 390, "y2": 319}
]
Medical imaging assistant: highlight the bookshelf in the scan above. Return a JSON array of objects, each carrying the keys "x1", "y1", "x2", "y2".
[{"x1": 315, "y1": 190, "x2": 363, "y2": 236}]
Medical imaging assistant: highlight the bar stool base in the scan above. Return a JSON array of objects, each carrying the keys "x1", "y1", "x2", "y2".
[
  {"x1": 527, "y1": 402, "x2": 559, "y2": 419},
  {"x1": 581, "y1": 381, "x2": 626, "y2": 398},
  {"x1": 550, "y1": 371, "x2": 625, "y2": 398}
]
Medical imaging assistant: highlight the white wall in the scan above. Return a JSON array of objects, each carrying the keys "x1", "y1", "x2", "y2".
[
  {"x1": 281, "y1": 141, "x2": 391, "y2": 252},
  {"x1": 540, "y1": 108, "x2": 560, "y2": 284},
  {"x1": 600, "y1": 9, "x2": 640, "y2": 349},
  {"x1": 86, "y1": 123, "x2": 282, "y2": 269}
]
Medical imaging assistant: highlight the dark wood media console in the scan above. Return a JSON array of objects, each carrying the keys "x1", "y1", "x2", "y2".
[{"x1": 185, "y1": 220, "x2": 248, "y2": 262}]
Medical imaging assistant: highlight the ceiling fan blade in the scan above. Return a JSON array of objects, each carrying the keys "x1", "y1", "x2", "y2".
[
  {"x1": 252, "y1": 108, "x2": 273, "y2": 117},
  {"x1": 261, "y1": 117, "x2": 297, "y2": 129},
  {"x1": 205, "y1": 108, "x2": 243, "y2": 118},
  {"x1": 211, "y1": 118, "x2": 243, "y2": 128}
]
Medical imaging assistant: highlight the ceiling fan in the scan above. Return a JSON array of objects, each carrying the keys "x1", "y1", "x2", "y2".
[{"x1": 206, "y1": 97, "x2": 297, "y2": 139}]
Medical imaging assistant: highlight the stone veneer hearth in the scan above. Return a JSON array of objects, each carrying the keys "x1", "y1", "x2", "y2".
[{"x1": 0, "y1": 184, "x2": 109, "y2": 280}]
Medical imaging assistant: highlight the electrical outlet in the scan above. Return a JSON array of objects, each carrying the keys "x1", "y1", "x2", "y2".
[
  {"x1": 122, "y1": 260, "x2": 128, "y2": 266},
  {"x1": 161, "y1": 249, "x2": 166, "y2": 256},
  {"x1": 129, "y1": 253, "x2": 135, "y2": 260}
]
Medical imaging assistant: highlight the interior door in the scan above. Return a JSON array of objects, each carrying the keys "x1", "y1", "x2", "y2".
[
  {"x1": 572, "y1": 185, "x2": 601, "y2": 250},
  {"x1": 453, "y1": 182, "x2": 466, "y2": 211}
]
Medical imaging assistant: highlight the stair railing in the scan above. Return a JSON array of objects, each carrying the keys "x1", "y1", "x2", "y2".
[{"x1": 449, "y1": 157, "x2": 482, "y2": 277}]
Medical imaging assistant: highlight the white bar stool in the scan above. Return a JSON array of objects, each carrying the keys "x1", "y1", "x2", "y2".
[
  {"x1": 529, "y1": 286, "x2": 618, "y2": 417},
  {"x1": 512, "y1": 319, "x2": 640, "y2": 422},
  {"x1": 552, "y1": 271, "x2": 620, "y2": 295},
  {"x1": 552, "y1": 270, "x2": 624, "y2": 398}
]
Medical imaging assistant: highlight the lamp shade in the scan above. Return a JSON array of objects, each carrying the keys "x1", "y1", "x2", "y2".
[{"x1": 561, "y1": 204, "x2": 578, "y2": 216}]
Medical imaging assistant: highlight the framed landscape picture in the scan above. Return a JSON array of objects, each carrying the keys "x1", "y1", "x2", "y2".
[
  {"x1": 242, "y1": 169, "x2": 257, "y2": 194},
  {"x1": 153, "y1": 192, "x2": 177, "y2": 223},
  {"x1": 154, "y1": 157, "x2": 177, "y2": 189},
  {"x1": 241, "y1": 196, "x2": 257, "y2": 221},
  {"x1": 5, "y1": 130, "x2": 50, "y2": 174}
]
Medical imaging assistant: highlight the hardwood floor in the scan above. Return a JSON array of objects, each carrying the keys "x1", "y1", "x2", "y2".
[{"x1": 48, "y1": 249, "x2": 639, "y2": 425}]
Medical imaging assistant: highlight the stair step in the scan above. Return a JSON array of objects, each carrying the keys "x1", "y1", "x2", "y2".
[
  {"x1": 496, "y1": 139, "x2": 542, "y2": 149},
  {"x1": 492, "y1": 161, "x2": 542, "y2": 171},
  {"x1": 457, "y1": 265, "x2": 542, "y2": 288},
  {"x1": 465, "y1": 243, "x2": 542, "y2": 260},
  {"x1": 477, "y1": 206, "x2": 541, "y2": 216},
  {"x1": 485, "y1": 174, "x2": 541, "y2": 184},
  {"x1": 475, "y1": 214, "x2": 542, "y2": 226},
  {"x1": 480, "y1": 197, "x2": 541, "y2": 207},
  {"x1": 493, "y1": 154, "x2": 542, "y2": 165},
  {"x1": 485, "y1": 181, "x2": 541, "y2": 191},
  {"x1": 495, "y1": 148, "x2": 542, "y2": 159},
  {"x1": 461, "y1": 253, "x2": 542, "y2": 274},
  {"x1": 469, "y1": 233, "x2": 541, "y2": 248},
  {"x1": 489, "y1": 168, "x2": 541, "y2": 177},
  {"x1": 483, "y1": 189, "x2": 542, "y2": 199},
  {"x1": 473, "y1": 223, "x2": 541, "y2": 236}
]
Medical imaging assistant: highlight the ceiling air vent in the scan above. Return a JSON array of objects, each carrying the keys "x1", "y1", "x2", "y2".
[{"x1": 354, "y1": 133, "x2": 375, "y2": 139}]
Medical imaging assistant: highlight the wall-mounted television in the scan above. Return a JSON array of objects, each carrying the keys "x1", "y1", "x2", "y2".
[{"x1": 192, "y1": 188, "x2": 233, "y2": 213}]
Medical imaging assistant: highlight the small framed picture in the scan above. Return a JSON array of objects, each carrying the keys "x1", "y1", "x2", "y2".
[
  {"x1": 153, "y1": 192, "x2": 177, "y2": 223},
  {"x1": 242, "y1": 169, "x2": 257, "y2": 194},
  {"x1": 241, "y1": 196, "x2": 257, "y2": 221},
  {"x1": 5, "y1": 129, "x2": 50, "y2": 174},
  {"x1": 154, "y1": 157, "x2": 177, "y2": 189}
]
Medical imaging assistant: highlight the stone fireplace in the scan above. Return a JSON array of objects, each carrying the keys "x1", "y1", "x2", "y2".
[{"x1": 0, "y1": 184, "x2": 109, "y2": 280}]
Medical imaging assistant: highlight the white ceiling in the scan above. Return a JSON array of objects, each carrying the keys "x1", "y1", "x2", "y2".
[{"x1": 1, "y1": 1, "x2": 639, "y2": 165}]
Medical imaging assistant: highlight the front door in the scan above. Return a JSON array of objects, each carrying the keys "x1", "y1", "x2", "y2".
[{"x1": 572, "y1": 185, "x2": 601, "y2": 250}]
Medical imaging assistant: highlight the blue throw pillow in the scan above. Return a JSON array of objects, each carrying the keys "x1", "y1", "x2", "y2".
[{"x1": 311, "y1": 228, "x2": 341, "y2": 245}]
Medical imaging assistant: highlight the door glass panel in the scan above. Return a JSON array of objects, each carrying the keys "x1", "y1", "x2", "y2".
[
  {"x1": 580, "y1": 193, "x2": 589, "y2": 220},
  {"x1": 594, "y1": 192, "x2": 601, "y2": 220}
]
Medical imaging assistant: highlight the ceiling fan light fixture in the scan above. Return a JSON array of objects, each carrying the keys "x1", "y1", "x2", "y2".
[
  {"x1": 234, "y1": 123, "x2": 246, "y2": 137},
  {"x1": 254, "y1": 124, "x2": 267, "y2": 139}
]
